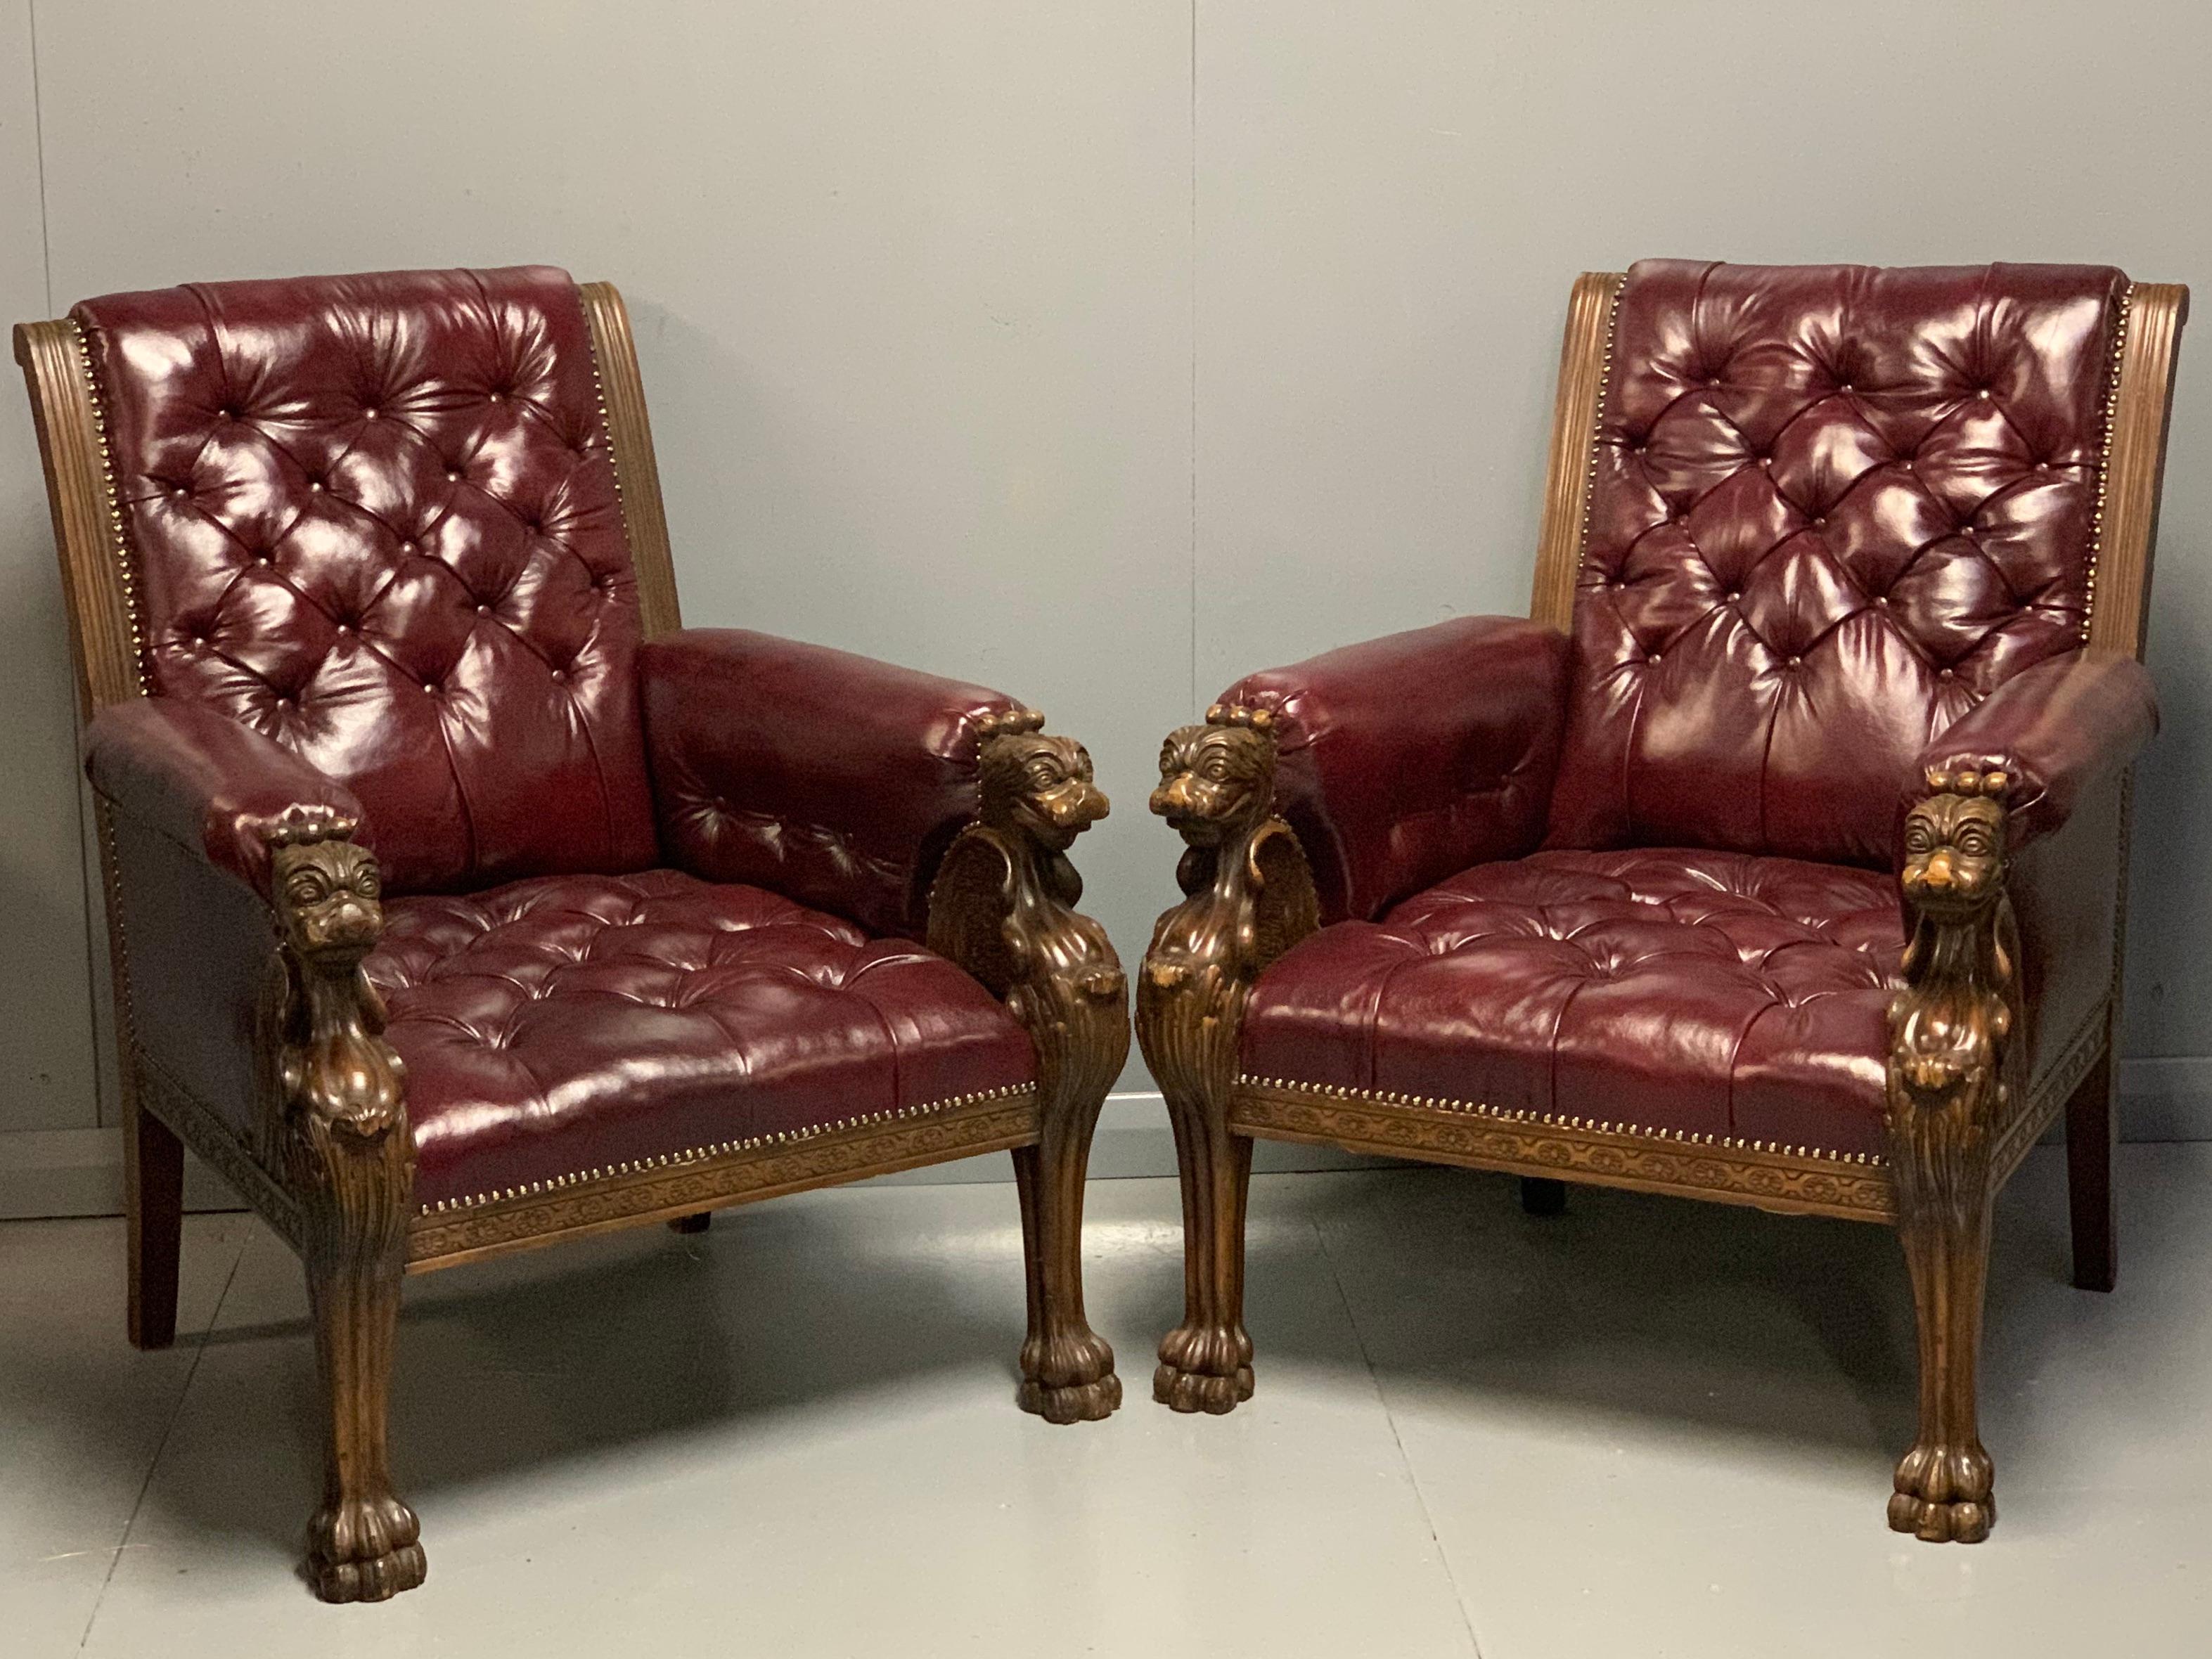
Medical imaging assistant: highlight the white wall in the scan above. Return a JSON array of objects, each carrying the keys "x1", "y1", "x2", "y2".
[{"x1": 6, "y1": 1, "x2": 2212, "y2": 1199}]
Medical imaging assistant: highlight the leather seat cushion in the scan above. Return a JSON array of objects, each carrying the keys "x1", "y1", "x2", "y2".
[
  {"x1": 366, "y1": 869, "x2": 1034, "y2": 1208},
  {"x1": 1241, "y1": 848, "x2": 1904, "y2": 1155}
]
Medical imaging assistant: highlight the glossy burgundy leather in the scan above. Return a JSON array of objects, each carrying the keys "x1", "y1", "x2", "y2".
[
  {"x1": 367, "y1": 870, "x2": 1033, "y2": 1207},
  {"x1": 1228, "y1": 262, "x2": 2152, "y2": 1161},
  {"x1": 1545, "y1": 261, "x2": 2129, "y2": 867},
  {"x1": 84, "y1": 695, "x2": 365, "y2": 897},
  {"x1": 75, "y1": 266, "x2": 656, "y2": 895},
  {"x1": 1221, "y1": 617, "x2": 1571, "y2": 924},
  {"x1": 1911, "y1": 647, "x2": 2156, "y2": 850},
  {"x1": 643, "y1": 628, "x2": 1023, "y2": 938},
  {"x1": 1242, "y1": 849, "x2": 1901, "y2": 1154}
]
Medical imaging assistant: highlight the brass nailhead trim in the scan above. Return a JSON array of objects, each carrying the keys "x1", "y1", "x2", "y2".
[
  {"x1": 70, "y1": 320, "x2": 151, "y2": 693},
  {"x1": 1571, "y1": 276, "x2": 1626, "y2": 586},
  {"x1": 1237, "y1": 1074, "x2": 1885, "y2": 1167},
  {"x1": 2081, "y1": 283, "x2": 2133, "y2": 640},
  {"x1": 581, "y1": 314, "x2": 629, "y2": 541},
  {"x1": 420, "y1": 1081, "x2": 1034, "y2": 1215}
]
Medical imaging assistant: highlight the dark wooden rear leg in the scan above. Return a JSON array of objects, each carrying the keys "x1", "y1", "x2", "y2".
[
  {"x1": 125, "y1": 1094, "x2": 184, "y2": 1350},
  {"x1": 1519, "y1": 1176, "x2": 1567, "y2": 1217},
  {"x1": 2064, "y1": 1042, "x2": 2117, "y2": 1292},
  {"x1": 668, "y1": 1213, "x2": 712, "y2": 1235}
]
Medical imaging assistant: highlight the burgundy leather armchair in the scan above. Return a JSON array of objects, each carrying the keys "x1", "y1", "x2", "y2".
[
  {"x1": 1138, "y1": 262, "x2": 2185, "y2": 1544},
  {"x1": 17, "y1": 266, "x2": 1127, "y2": 1601}
]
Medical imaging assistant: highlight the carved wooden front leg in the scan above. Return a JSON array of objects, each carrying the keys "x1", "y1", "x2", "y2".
[
  {"x1": 262, "y1": 811, "x2": 425, "y2": 1601},
  {"x1": 1885, "y1": 767, "x2": 2021, "y2": 1546},
  {"x1": 1137, "y1": 706, "x2": 1317, "y2": 1414},
  {"x1": 931, "y1": 711, "x2": 1128, "y2": 1424}
]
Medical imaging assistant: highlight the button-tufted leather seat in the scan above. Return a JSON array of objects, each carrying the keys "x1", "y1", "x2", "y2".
[
  {"x1": 371, "y1": 870, "x2": 1031, "y2": 1210},
  {"x1": 1138, "y1": 260, "x2": 2185, "y2": 1545},
  {"x1": 1242, "y1": 848, "x2": 1901, "y2": 1156}
]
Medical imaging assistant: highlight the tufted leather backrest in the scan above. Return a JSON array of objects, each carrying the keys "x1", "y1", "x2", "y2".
[
  {"x1": 1544, "y1": 260, "x2": 2129, "y2": 867},
  {"x1": 74, "y1": 266, "x2": 657, "y2": 893}
]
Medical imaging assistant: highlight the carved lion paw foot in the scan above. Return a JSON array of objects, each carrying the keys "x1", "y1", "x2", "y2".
[
  {"x1": 1154, "y1": 1323, "x2": 1254, "y2": 1414},
  {"x1": 1889, "y1": 1442, "x2": 1995, "y2": 1544},
  {"x1": 308, "y1": 1491, "x2": 427, "y2": 1602},
  {"x1": 1017, "y1": 1328, "x2": 1123, "y2": 1424}
]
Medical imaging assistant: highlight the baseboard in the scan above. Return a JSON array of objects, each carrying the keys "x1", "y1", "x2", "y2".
[
  {"x1": 4, "y1": 1061, "x2": 2204, "y2": 1221},
  {"x1": 0, "y1": 1126, "x2": 244, "y2": 1220}
]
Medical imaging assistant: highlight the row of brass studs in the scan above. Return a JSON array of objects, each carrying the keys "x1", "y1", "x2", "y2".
[
  {"x1": 2080, "y1": 283, "x2": 2135, "y2": 639},
  {"x1": 69, "y1": 320, "x2": 151, "y2": 693},
  {"x1": 418, "y1": 1081, "x2": 1035, "y2": 1214},
  {"x1": 1574, "y1": 276, "x2": 1627, "y2": 584},
  {"x1": 1238, "y1": 1074, "x2": 1886, "y2": 1166}
]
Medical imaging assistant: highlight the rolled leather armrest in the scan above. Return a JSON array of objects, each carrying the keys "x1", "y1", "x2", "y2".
[
  {"x1": 1911, "y1": 649, "x2": 2158, "y2": 851},
  {"x1": 84, "y1": 697, "x2": 367, "y2": 898},
  {"x1": 640, "y1": 628, "x2": 1029, "y2": 937},
  {"x1": 1218, "y1": 615, "x2": 1574, "y2": 924}
]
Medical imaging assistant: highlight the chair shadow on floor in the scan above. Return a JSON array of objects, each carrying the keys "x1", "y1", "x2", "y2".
[
  {"x1": 1208, "y1": 1146, "x2": 2198, "y2": 1478},
  {"x1": 59, "y1": 1178, "x2": 1058, "y2": 1570}
]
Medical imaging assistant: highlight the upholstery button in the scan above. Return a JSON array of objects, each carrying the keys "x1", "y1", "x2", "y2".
[
  {"x1": 1938, "y1": 668, "x2": 1955, "y2": 680},
  {"x1": 1758, "y1": 456, "x2": 1773, "y2": 469},
  {"x1": 423, "y1": 682, "x2": 439, "y2": 695},
  {"x1": 475, "y1": 603, "x2": 490, "y2": 616},
  {"x1": 489, "y1": 391, "x2": 506, "y2": 404},
  {"x1": 1875, "y1": 595, "x2": 1891, "y2": 607},
  {"x1": 1647, "y1": 652, "x2": 1663, "y2": 665},
  {"x1": 445, "y1": 467, "x2": 463, "y2": 482},
  {"x1": 1813, "y1": 516, "x2": 1828, "y2": 529},
  {"x1": 363, "y1": 406, "x2": 380, "y2": 420},
  {"x1": 169, "y1": 484, "x2": 187, "y2": 499},
  {"x1": 401, "y1": 541, "x2": 419, "y2": 555},
  {"x1": 254, "y1": 552, "x2": 271, "y2": 565},
  {"x1": 2036, "y1": 460, "x2": 2051, "y2": 472},
  {"x1": 307, "y1": 478, "x2": 324, "y2": 492},
  {"x1": 1839, "y1": 382, "x2": 1854, "y2": 392},
  {"x1": 1785, "y1": 655, "x2": 1801, "y2": 668},
  {"x1": 1976, "y1": 388, "x2": 1991, "y2": 400}
]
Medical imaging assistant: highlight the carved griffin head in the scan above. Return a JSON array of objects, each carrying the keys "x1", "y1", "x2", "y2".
[
  {"x1": 267, "y1": 808, "x2": 385, "y2": 967},
  {"x1": 977, "y1": 709, "x2": 1110, "y2": 853},
  {"x1": 1900, "y1": 766, "x2": 2010, "y2": 919},
  {"x1": 1150, "y1": 704, "x2": 1278, "y2": 848}
]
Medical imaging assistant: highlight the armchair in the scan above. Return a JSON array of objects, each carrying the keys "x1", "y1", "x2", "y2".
[
  {"x1": 1138, "y1": 262, "x2": 2185, "y2": 1542},
  {"x1": 16, "y1": 266, "x2": 1126, "y2": 1601}
]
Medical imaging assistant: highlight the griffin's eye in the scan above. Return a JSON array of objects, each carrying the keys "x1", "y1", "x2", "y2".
[
  {"x1": 1200, "y1": 756, "x2": 1232, "y2": 782},
  {"x1": 1027, "y1": 761, "x2": 1060, "y2": 789},
  {"x1": 354, "y1": 869, "x2": 380, "y2": 900},
  {"x1": 1905, "y1": 823, "x2": 1933, "y2": 852},
  {"x1": 1955, "y1": 826, "x2": 1992, "y2": 857},
  {"x1": 286, "y1": 871, "x2": 328, "y2": 905}
]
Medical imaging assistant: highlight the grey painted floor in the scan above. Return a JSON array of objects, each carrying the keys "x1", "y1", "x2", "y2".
[{"x1": 1, "y1": 1147, "x2": 2205, "y2": 1657}]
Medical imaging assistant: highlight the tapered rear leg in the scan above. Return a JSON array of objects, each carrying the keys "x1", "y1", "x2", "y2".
[
  {"x1": 125, "y1": 1094, "x2": 184, "y2": 1350},
  {"x1": 1519, "y1": 1176, "x2": 1567, "y2": 1217},
  {"x1": 2064, "y1": 1040, "x2": 2118, "y2": 1292}
]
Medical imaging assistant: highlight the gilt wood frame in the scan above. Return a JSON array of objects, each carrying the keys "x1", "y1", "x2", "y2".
[{"x1": 13, "y1": 283, "x2": 1094, "y2": 1275}]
